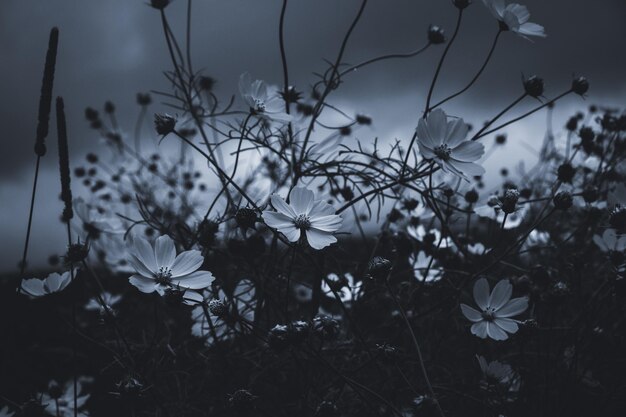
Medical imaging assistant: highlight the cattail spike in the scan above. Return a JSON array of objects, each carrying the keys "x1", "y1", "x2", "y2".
[
  {"x1": 34, "y1": 27, "x2": 59, "y2": 157},
  {"x1": 56, "y1": 96, "x2": 73, "y2": 222}
]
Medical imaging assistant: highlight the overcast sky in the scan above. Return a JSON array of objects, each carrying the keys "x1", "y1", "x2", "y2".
[{"x1": 1, "y1": 0, "x2": 625, "y2": 272}]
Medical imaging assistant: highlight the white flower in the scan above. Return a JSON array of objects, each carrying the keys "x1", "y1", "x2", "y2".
[
  {"x1": 474, "y1": 196, "x2": 527, "y2": 229},
  {"x1": 461, "y1": 278, "x2": 528, "y2": 341},
  {"x1": 482, "y1": 0, "x2": 546, "y2": 39},
  {"x1": 409, "y1": 251, "x2": 442, "y2": 283},
  {"x1": 467, "y1": 242, "x2": 488, "y2": 255},
  {"x1": 477, "y1": 356, "x2": 521, "y2": 397},
  {"x1": 128, "y1": 235, "x2": 215, "y2": 295},
  {"x1": 73, "y1": 197, "x2": 124, "y2": 241},
  {"x1": 321, "y1": 272, "x2": 362, "y2": 303},
  {"x1": 407, "y1": 224, "x2": 454, "y2": 249},
  {"x1": 85, "y1": 291, "x2": 122, "y2": 313},
  {"x1": 593, "y1": 229, "x2": 626, "y2": 252},
  {"x1": 0, "y1": 406, "x2": 14, "y2": 417},
  {"x1": 41, "y1": 380, "x2": 89, "y2": 417},
  {"x1": 416, "y1": 109, "x2": 485, "y2": 181},
  {"x1": 20, "y1": 270, "x2": 75, "y2": 298},
  {"x1": 239, "y1": 72, "x2": 292, "y2": 123},
  {"x1": 263, "y1": 187, "x2": 343, "y2": 250}
]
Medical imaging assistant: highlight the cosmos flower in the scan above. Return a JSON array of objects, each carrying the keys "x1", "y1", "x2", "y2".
[
  {"x1": 73, "y1": 197, "x2": 124, "y2": 241},
  {"x1": 239, "y1": 72, "x2": 292, "y2": 123},
  {"x1": 85, "y1": 291, "x2": 122, "y2": 315},
  {"x1": 407, "y1": 224, "x2": 454, "y2": 249},
  {"x1": 409, "y1": 251, "x2": 442, "y2": 283},
  {"x1": 416, "y1": 109, "x2": 485, "y2": 181},
  {"x1": 128, "y1": 235, "x2": 215, "y2": 295},
  {"x1": 593, "y1": 229, "x2": 626, "y2": 252},
  {"x1": 477, "y1": 356, "x2": 521, "y2": 400},
  {"x1": 461, "y1": 278, "x2": 528, "y2": 341},
  {"x1": 474, "y1": 195, "x2": 527, "y2": 229},
  {"x1": 263, "y1": 187, "x2": 343, "y2": 250},
  {"x1": 482, "y1": 0, "x2": 546, "y2": 39},
  {"x1": 41, "y1": 380, "x2": 90, "y2": 417},
  {"x1": 20, "y1": 270, "x2": 75, "y2": 298},
  {"x1": 321, "y1": 272, "x2": 362, "y2": 303}
]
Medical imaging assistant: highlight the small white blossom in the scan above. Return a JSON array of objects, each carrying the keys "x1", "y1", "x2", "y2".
[
  {"x1": 128, "y1": 235, "x2": 215, "y2": 295},
  {"x1": 41, "y1": 380, "x2": 90, "y2": 417},
  {"x1": 416, "y1": 109, "x2": 485, "y2": 181},
  {"x1": 409, "y1": 251, "x2": 442, "y2": 283},
  {"x1": 263, "y1": 186, "x2": 343, "y2": 250},
  {"x1": 482, "y1": 0, "x2": 546, "y2": 39},
  {"x1": 239, "y1": 72, "x2": 292, "y2": 123},
  {"x1": 461, "y1": 278, "x2": 528, "y2": 341},
  {"x1": 20, "y1": 270, "x2": 75, "y2": 298},
  {"x1": 593, "y1": 229, "x2": 626, "y2": 252}
]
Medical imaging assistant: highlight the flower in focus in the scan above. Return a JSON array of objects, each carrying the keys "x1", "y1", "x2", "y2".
[
  {"x1": 482, "y1": 0, "x2": 546, "y2": 39},
  {"x1": 239, "y1": 72, "x2": 292, "y2": 123},
  {"x1": 409, "y1": 251, "x2": 442, "y2": 283},
  {"x1": 461, "y1": 278, "x2": 529, "y2": 340},
  {"x1": 593, "y1": 229, "x2": 626, "y2": 253},
  {"x1": 128, "y1": 235, "x2": 215, "y2": 295},
  {"x1": 41, "y1": 379, "x2": 90, "y2": 417},
  {"x1": 262, "y1": 187, "x2": 343, "y2": 250},
  {"x1": 416, "y1": 109, "x2": 485, "y2": 181},
  {"x1": 20, "y1": 270, "x2": 75, "y2": 298}
]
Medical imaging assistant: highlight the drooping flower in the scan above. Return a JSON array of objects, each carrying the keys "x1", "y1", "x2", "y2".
[
  {"x1": 482, "y1": 0, "x2": 546, "y2": 39},
  {"x1": 20, "y1": 270, "x2": 75, "y2": 298},
  {"x1": 239, "y1": 73, "x2": 292, "y2": 123},
  {"x1": 416, "y1": 109, "x2": 485, "y2": 181},
  {"x1": 41, "y1": 379, "x2": 90, "y2": 417},
  {"x1": 128, "y1": 235, "x2": 215, "y2": 295},
  {"x1": 461, "y1": 278, "x2": 528, "y2": 340},
  {"x1": 409, "y1": 251, "x2": 442, "y2": 283},
  {"x1": 262, "y1": 187, "x2": 343, "y2": 250}
]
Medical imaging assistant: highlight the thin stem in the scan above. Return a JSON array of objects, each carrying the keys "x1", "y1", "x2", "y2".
[
  {"x1": 16, "y1": 156, "x2": 41, "y2": 293},
  {"x1": 430, "y1": 29, "x2": 503, "y2": 110},
  {"x1": 471, "y1": 93, "x2": 527, "y2": 140},
  {"x1": 340, "y1": 42, "x2": 431, "y2": 76}
]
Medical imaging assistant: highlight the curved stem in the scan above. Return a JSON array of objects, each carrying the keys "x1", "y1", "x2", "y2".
[
  {"x1": 430, "y1": 29, "x2": 502, "y2": 111},
  {"x1": 340, "y1": 42, "x2": 431, "y2": 76},
  {"x1": 471, "y1": 92, "x2": 527, "y2": 140}
]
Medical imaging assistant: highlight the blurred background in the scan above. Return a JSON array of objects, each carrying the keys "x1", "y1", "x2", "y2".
[{"x1": 0, "y1": 0, "x2": 624, "y2": 272}]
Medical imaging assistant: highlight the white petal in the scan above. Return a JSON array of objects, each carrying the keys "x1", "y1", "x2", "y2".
[
  {"x1": 305, "y1": 228, "x2": 337, "y2": 250},
  {"x1": 21, "y1": 278, "x2": 46, "y2": 297},
  {"x1": 310, "y1": 214, "x2": 343, "y2": 232},
  {"x1": 461, "y1": 304, "x2": 483, "y2": 322},
  {"x1": 486, "y1": 322, "x2": 509, "y2": 340},
  {"x1": 154, "y1": 235, "x2": 177, "y2": 268},
  {"x1": 238, "y1": 72, "x2": 252, "y2": 98},
  {"x1": 473, "y1": 278, "x2": 490, "y2": 310},
  {"x1": 447, "y1": 159, "x2": 485, "y2": 178},
  {"x1": 308, "y1": 200, "x2": 336, "y2": 217},
  {"x1": 281, "y1": 225, "x2": 301, "y2": 242},
  {"x1": 263, "y1": 211, "x2": 295, "y2": 229},
  {"x1": 173, "y1": 270, "x2": 215, "y2": 290},
  {"x1": 489, "y1": 279, "x2": 512, "y2": 310},
  {"x1": 450, "y1": 141, "x2": 484, "y2": 162},
  {"x1": 170, "y1": 250, "x2": 204, "y2": 277},
  {"x1": 417, "y1": 118, "x2": 438, "y2": 149},
  {"x1": 130, "y1": 236, "x2": 157, "y2": 272},
  {"x1": 445, "y1": 118, "x2": 469, "y2": 147},
  {"x1": 128, "y1": 254, "x2": 156, "y2": 278},
  {"x1": 493, "y1": 318, "x2": 519, "y2": 334},
  {"x1": 426, "y1": 109, "x2": 447, "y2": 146},
  {"x1": 471, "y1": 321, "x2": 488, "y2": 339},
  {"x1": 518, "y1": 22, "x2": 546, "y2": 38},
  {"x1": 289, "y1": 187, "x2": 315, "y2": 215},
  {"x1": 270, "y1": 195, "x2": 296, "y2": 218},
  {"x1": 495, "y1": 296, "x2": 528, "y2": 318},
  {"x1": 129, "y1": 274, "x2": 158, "y2": 293},
  {"x1": 418, "y1": 143, "x2": 436, "y2": 159}
]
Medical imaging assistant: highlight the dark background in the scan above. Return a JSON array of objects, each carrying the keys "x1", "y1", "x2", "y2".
[{"x1": 1, "y1": 0, "x2": 625, "y2": 271}]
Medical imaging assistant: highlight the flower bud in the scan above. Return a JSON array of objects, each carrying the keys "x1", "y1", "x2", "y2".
[
  {"x1": 367, "y1": 256, "x2": 392, "y2": 280},
  {"x1": 465, "y1": 189, "x2": 479, "y2": 204},
  {"x1": 208, "y1": 299, "x2": 228, "y2": 317},
  {"x1": 557, "y1": 163, "x2": 576, "y2": 183},
  {"x1": 235, "y1": 207, "x2": 257, "y2": 230},
  {"x1": 523, "y1": 75, "x2": 544, "y2": 98},
  {"x1": 312, "y1": 314, "x2": 340, "y2": 340},
  {"x1": 66, "y1": 242, "x2": 89, "y2": 264},
  {"x1": 198, "y1": 76, "x2": 216, "y2": 92},
  {"x1": 136, "y1": 93, "x2": 152, "y2": 106},
  {"x1": 582, "y1": 186, "x2": 598, "y2": 203},
  {"x1": 495, "y1": 134, "x2": 507, "y2": 145},
  {"x1": 279, "y1": 85, "x2": 302, "y2": 104},
  {"x1": 154, "y1": 113, "x2": 177, "y2": 136},
  {"x1": 452, "y1": 0, "x2": 471, "y2": 9},
  {"x1": 553, "y1": 191, "x2": 573, "y2": 210},
  {"x1": 428, "y1": 25, "x2": 446, "y2": 44},
  {"x1": 268, "y1": 324, "x2": 290, "y2": 351},
  {"x1": 104, "y1": 101, "x2": 115, "y2": 114},
  {"x1": 355, "y1": 114, "x2": 372, "y2": 125},
  {"x1": 609, "y1": 205, "x2": 626, "y2": 233},
  {"x1": 501, "y1": 189, "x2": 520, "y2": 214},
  {"x1": 572, "y1": 76, "x2": 589, "y2": 96},
  {"x1": 579, "y1": 126, "x2": 594, "y2": 141},
  {"x1": 316, "y1": 401, "x2": 340, "y2": 417},
  {"x1": 150, "y1": 0, "x2": 171, "y2": 10},
  {"x1": 288, "y1": 320, "x2": 310, "y2": 345}
]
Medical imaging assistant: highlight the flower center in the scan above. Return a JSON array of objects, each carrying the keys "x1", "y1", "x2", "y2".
[
  {"x1": 481, "y1": 307, "x2": 496, "y2": 321},
  {"x1": 293, "y1": 214, "x2": 311, "y2": 230},
  {"x1": 155, "y1": 266, "x2": 173, "y2": 285},
  {"x1": 434, "y1": 144, "x2": 452, "y2": 161},
  {"x1": 253, "y1": 98, "x2": 266, "y2": 113}
]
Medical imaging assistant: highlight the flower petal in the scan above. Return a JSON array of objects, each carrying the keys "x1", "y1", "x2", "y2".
[
  {"x1": 417, "y1": 118, "x2": 438, "y2": 149},
  {"x1": 308, "y1": 200, "x2": 336, "y2": 217},
  {"x1": 170, "y1": 250, "x2": 204, "y2": 277},
  {"x1": 518, "y1": 22, "x2": 546, "y2": 38},
  {"x1": 426, "y1": 109, "x2": 447, "y2": 146},
  {"x1": 289, "y1": 187, "x2": 315, "y2": 215},
  {"x1": 486, "y1": 322, "x2": 509, "y2": 340},
  {"x1": 451, "y1": 141, "x2": 484, "y2": 162},
  {"x1": 493, "y1": 317, "x2": 519, "y2": 334},
  {"x1": 495, "y1": 296, "x2": 528, "y2": 318},
  {"x1": 128, "y1": 254, "x2": 156, "y2": 278},
  {"x1": 154, "y1": 235, "x2": 176, "y2": 268},
  {"x1": 280, "y1": 225, "x2": 301, "y2": 242},
  {"x1": 131, "y1": 236, "x2": 157, "y2": 272},
  {"x1": 129, "y1": 274, "x2": 158, "y2": 293},
  {"x1": 473, "y1": 278, "x2": 490, "y2": 310},
  {"x1": 21, "y1": 278, "x2": 45, "y2": 297},
  {"x1": 310, "y1": 215, "x2": 343, "y2": 232},
  {"x1": 172, "y1": 270, "x2": 215, "y2": 290},
  {"x1": 447, "y1": 159, "x2": 485, "y2": 178},
  {"x1": 305, "y1": 228, "x2": 337, "y2": 250},
  {"x1": 489, "y1": 279, "x2": 512, "y2": 310},
  {"x1": 270, "y1": 195, "x2": 296, "y2": 218},
  {"x1": 263, "y1": 211, "x2": 294, "y2": 229},
  {"x1": 461, "y1": 304, "x2": 483, "y2": 322},
  {"x1": 471, "y1": 321, "x2": 488, "y2": 339},
  {"x1": 445, "y1": 118, "x2": 469, "y2": 148}
]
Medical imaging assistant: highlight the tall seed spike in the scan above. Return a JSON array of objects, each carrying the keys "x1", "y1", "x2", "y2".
[{"x1": 34, "y1": 27, "x2": 59, "y2": 157}]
